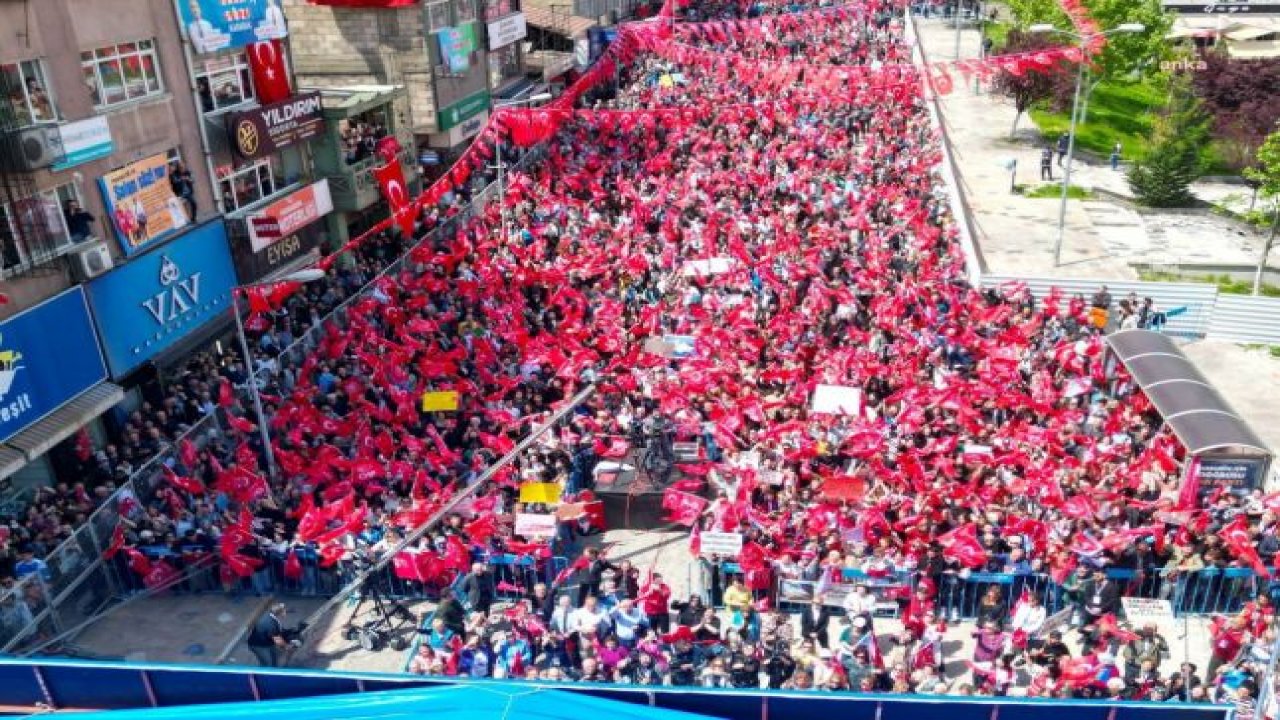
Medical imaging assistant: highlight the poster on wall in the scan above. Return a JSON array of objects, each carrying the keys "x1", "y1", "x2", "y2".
[
  {"x1": 98, "y1": 153, "x2": 191, "y2": 256},
  {"x1": 176, "y1": 0, "x2": 289, "y2": 55},
  {"x1": 437, "y1": 24, "x2": 478, "y2": 74}
]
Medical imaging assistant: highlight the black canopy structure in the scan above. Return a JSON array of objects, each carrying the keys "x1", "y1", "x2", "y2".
[{"x1": 1105, "y1": 329, "x2": 1272, "y2": 493}]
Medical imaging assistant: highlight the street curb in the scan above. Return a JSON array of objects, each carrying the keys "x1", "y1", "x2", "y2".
[{"x1": 215, "y1": 595, "x2": 274, "y2": 665}]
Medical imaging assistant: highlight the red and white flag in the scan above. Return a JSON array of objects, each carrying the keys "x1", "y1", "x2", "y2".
[
  {"x1": 248, "y1": 40, "x2": 291, "y2": 105},
  {"x1": 374, "y1": 159, "x2": 416, "y2": 238}
]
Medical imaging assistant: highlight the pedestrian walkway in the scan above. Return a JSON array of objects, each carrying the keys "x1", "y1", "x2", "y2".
[{"x1": 916, "y1": 18, "x2": 1268, "y2": 277}]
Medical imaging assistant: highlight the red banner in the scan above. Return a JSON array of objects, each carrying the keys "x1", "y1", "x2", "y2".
[
  {"x1": 248, "y1": 40, "x2": 291, "y2": 106},
  {"x1": 373, "y1": 159, "x2": 416, "y2": 238}
]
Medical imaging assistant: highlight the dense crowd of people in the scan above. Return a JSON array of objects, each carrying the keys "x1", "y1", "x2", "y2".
[{"x1": 1, "y1": 0, "x2": 1276, "y2": 711}]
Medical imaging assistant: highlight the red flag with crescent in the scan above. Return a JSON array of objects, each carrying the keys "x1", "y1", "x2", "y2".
[
  {"x1": 374, "y1": 159, "x2": 416, "y2": 238},
  {"x1": 248, "y1": 40, "x2": 291, "y2": 105}
]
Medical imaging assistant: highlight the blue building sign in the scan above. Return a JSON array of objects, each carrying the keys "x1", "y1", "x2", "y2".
[
  {"x1": 86, "y1": 221, "x2": 239, "y2": 379},
  {"x1": 0, "y1": 288, "x2": 108, "y2": 443}
]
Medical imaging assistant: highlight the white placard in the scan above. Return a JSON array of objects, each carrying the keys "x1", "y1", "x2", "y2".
[
  {"x1": 1122, "y1": 597, "x2": 1175, "y2": 625},
  {"x1": 514, "y1": 512, "x2": 558, "y2": 539},
  {"x1": 810, "y1": 384, "x2": 863, "y2": 416},
  {"x1": 699, "y1": 531, "x2": 744, "y2": 557},
  {"x1": 486, "y1": 12, "x2": 528, "y2": 50},
  {"x1": 681, "y1": 257, "x2": 733, "y2": 277}
]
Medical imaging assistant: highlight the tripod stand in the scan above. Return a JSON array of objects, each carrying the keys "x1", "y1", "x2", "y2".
[{"x1": 341, "y1": 573, "x2": 415, "y2": 652}]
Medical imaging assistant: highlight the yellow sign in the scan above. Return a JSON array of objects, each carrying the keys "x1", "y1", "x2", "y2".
[
  {"x1": 420, "y1": 390, "x2": 460, "y2": 412},
  {"x1": 519, "y1": 482, "x2": 561, "y2": 505}
]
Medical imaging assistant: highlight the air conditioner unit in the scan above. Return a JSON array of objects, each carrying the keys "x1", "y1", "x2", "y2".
[
  {"x1": 69, "y1": 240, "x2": 113, "y2": 281},
  {"x1": 12, "y1": 125, "x2": 63, "y2": 170}
]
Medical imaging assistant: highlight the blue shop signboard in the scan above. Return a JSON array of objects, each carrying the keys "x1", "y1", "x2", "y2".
[
  {"x1": 0, "y1": 288, "x2": 108, "y2": 443},
  {"x1": 86, "y1": 221, "x2": 238, "y2": 379}
]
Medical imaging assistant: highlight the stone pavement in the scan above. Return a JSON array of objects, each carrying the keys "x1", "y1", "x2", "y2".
[{"x1": 916, "y1": 18, "x2": 1270, "y2": 276}]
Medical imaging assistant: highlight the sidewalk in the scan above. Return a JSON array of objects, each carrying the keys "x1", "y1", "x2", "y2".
[{"x1": 917, "y1": 18, "x2": 1269, "y2": 276}]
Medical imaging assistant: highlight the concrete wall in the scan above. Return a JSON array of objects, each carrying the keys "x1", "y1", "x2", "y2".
[
  {"x1": 281, "y1": 0, "x2": 431, "y2": 132},
  {"x1": 0, "y1": 0, "x2": 213, "y2": 322}
]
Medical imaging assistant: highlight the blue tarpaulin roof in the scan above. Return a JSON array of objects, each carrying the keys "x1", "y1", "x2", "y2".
[{"x1": 63, "y1": 684, "x2": 726, "y2": 720}]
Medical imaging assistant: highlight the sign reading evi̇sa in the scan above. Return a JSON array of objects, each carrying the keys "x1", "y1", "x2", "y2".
[
  {"x1": 85, "y1": 221, "x2": 239, "y2": 379},
  {"x1": 0, "y1": 288, "x2": 107, "y2": 443}
]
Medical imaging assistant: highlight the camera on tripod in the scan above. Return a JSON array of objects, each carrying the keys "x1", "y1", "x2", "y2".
[{"x1": 340, "y1": 554, "x2": 415, "y2": 652}]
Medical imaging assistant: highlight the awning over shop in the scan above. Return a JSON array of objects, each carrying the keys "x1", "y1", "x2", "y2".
[
  {"x1": 525, "y1": 5, "x2": 599, "y2": 37},
  {"x1": 3, "y1": 383, "x2": 124, "y2": 462},
  {"x1": 1105, "y1": 330, "x2": 1270, "y2": 456},
  {"x1": 0, "y1": 445, "x2": 26, "y2": 479}
]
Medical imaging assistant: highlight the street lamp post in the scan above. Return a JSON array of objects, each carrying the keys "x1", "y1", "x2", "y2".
[
  {"x1": 491, "y1": 93, "x2": 553, "y2": 241},
  {"x1": 1029, "y1": 22, "x2": 1145, "y2": 267},
  {"x1": 231, "y1": 268, "x2": 327, "y2": 486}
]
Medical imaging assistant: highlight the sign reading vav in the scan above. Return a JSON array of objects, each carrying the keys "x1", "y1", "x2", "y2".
[{"x1": 86, "y1": 221, "x2": 239, "y2": 378}]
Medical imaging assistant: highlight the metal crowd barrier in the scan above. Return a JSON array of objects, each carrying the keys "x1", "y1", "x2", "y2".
[
  {"x1": 690, "y1": 560, "x2": 1263, "y2": 626},
  {"x1": 1, "y1": 143, "x2": 554, "y2": 656}
]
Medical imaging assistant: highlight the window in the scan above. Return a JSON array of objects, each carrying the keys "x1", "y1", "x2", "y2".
[
  {"x1": 218, "y1": 155, "x2": 286, "y2": 211},
  {"x1": 0, "y1": 184, "x2": 85, "y2": 275},
  {"x1": 455, "y1": 0, "x2": 478, "y2": 25},
  {"x1": 81, "y1": 40, "x2": 164, "y2": 108},
  {"x1": 425, "y1": 0, "x2": 453, "y2": 32},
  {"x1": 195, "y1": 55, "x2": 250, "y2": 114},
  {"x1": 488, "y1": 45, "x2": 521, "y2": 90},
  {"x1": 482, "y1": 0, "x2": 516, "y2": 22},
  {"x1": 1, "y1": 59, "x2": 57, "y2": 127},
  {"x1": 194, "y1": 51, "x2": 255, "y2": 114}
]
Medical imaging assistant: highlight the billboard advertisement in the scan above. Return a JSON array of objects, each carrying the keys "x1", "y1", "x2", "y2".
[
  {"x1": 98, "y1": 153, "x2": 191, "y2": 256},
  {"x1": 246, "y1": 179, "x2": 332, "y2": 252},
  {"x1": 0, "y1": 288, "x2": 108, "y2": 443},
  {"x1": 85, "y1": 221, "x2": 239, "y2": 379},
  {"x1": 177, "y1": 0, "x2": 289, "y2": 55},
  {"x1": 437, "y1": 24, "x2": 478, "y2": 74}
]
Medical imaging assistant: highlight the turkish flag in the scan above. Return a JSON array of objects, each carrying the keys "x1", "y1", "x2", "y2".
[
  {"x1": 374, "y1": 159, "x2": 416, "y2": 238},
  {"x1": 248, "y1": 40, "x2": 291, "y2": 105}
]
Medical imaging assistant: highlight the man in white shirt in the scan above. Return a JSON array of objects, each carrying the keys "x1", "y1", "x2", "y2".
[
  {"x1": 185, "y1": 0, "x2": 223, "y2": 54},
  {"x1": 842, "y1": 584, "x2": 878, "y2": 619},
  {"x1": 569, "y1": 595, "x2": 611, "y2": 637},
  {"x1": 257, "y1": 0, "x2": 288, "y2": 40}
]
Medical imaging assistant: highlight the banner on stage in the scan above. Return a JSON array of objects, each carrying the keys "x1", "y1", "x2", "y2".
[
  {"x1": 514, "y1": 512, "x2": 558, "y2": 539},
  {"x1": 810, "y1": 384, "x2": 863, "y2": 416},
  {"x1": 421, "y1": 390, "x2": 460, "y2": 412}
]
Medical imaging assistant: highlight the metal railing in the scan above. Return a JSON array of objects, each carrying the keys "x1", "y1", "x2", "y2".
[
  {"x1": 695, "y1": 559, "x2": 1265, "y2": 622},
  {"x1": 1, "y1": 143, "x2": 552, "y2": 655}
]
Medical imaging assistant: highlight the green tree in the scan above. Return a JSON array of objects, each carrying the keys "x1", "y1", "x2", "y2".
[
  {"x1": 990, "y1": 30, "x2": 1070, "y2": 137},
  {"x1": 1126, "y1": 77, "x2": 1210, "y2": 207},
  {"x1": 1243, "y1": 130, "x2": 1280, "y2": 294},
  {"x1": 1003, "y1": 0, "x2": 1171, "y2": 82}
]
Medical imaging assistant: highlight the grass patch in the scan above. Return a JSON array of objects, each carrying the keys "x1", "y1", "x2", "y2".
[
  {"x1": 1028, "y1": 79, "x2": 1167, "y2": 160},
  {"x1": 1021, "y1": 183, "x2": 1092, "y2": 199},
  {"x1": 1138, "y1": 270, "x2": 1280, "y2": 297},
  {"x1": 982, "y1": 21, "x2": 1010, "y2": 52}
]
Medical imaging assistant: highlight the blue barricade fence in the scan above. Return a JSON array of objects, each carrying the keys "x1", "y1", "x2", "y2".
[
  {"x1": 704, "y1": 559, "x2": 1262, "y2": 620},
  {"x1": 125, "y1": 546, "x2": 571, "y2": 607}
]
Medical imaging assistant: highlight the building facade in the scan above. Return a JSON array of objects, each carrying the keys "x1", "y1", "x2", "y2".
[
  {"x1": 282, "y1": 0, "x2": 533, "y2": 159},
  {"x1": 0, "y1": 0, "x2": 333, "y2": 493}
]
